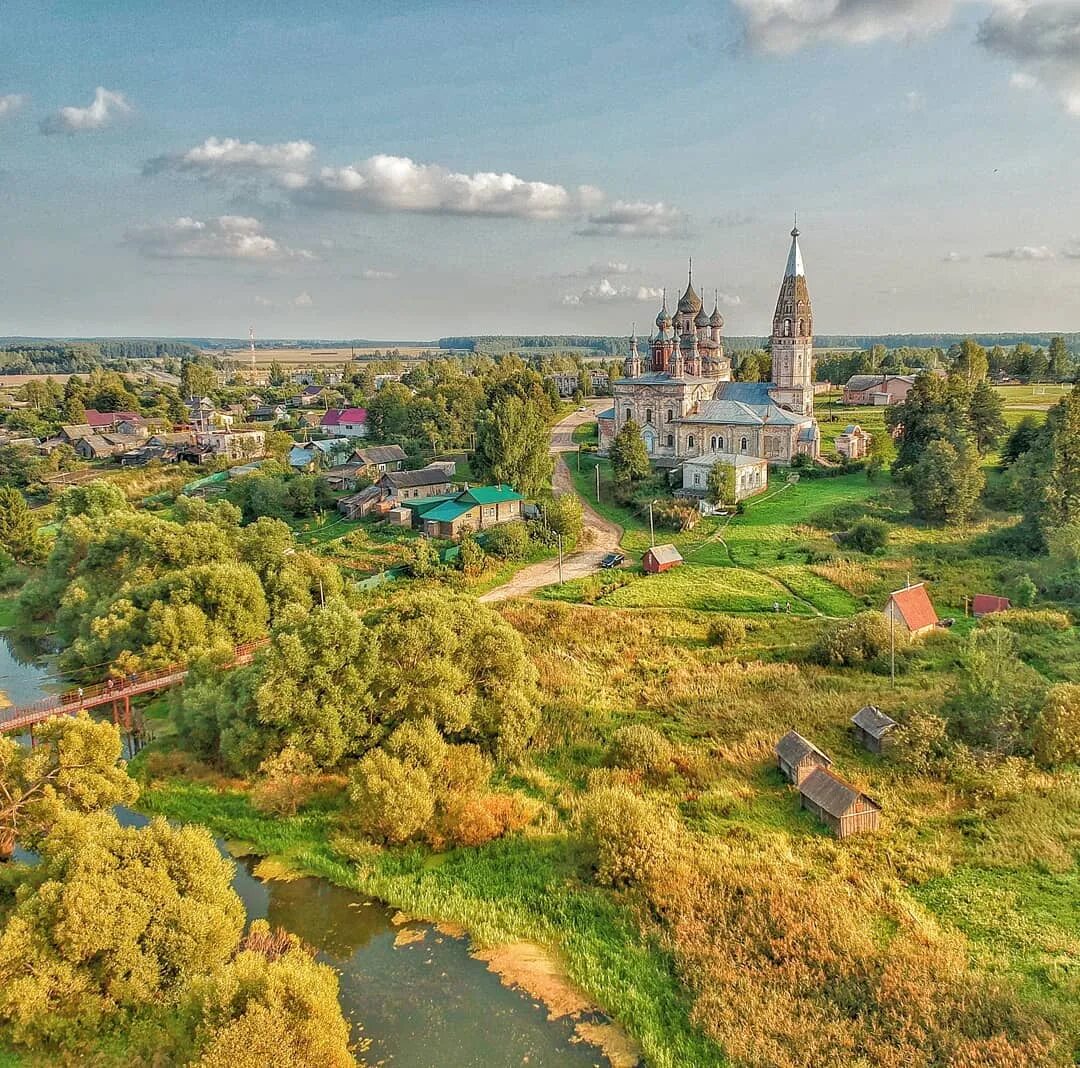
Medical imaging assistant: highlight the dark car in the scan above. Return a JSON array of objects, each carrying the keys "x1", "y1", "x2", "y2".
[
  {"x1": 600, "y1": 552, "x2": 625, "y2": 569},
  {"x1": 937, "y1": 617, "x2": 956, "y2": 628}
]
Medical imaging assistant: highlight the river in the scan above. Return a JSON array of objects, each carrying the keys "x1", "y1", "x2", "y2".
[{"x1": 0, "y1": 634, "x2": 615, "y2": 1067}]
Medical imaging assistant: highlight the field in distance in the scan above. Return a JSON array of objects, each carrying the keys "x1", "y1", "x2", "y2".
[{"x1": 213, "y1": 345, "x2": 446, "y2": 367}]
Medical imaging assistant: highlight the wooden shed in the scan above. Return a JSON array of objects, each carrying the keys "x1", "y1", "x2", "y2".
[
  {"x1": 972, "y1": 594, "x2": 1010, "y2": 619},
  {"x1": 774, "y1": 730, "x2": 832, "y2": 785},
  {"x1": 643, "y1": 544, "x2": 683, "y2": 574},
  {"x1": 798, "y1": 767, "x2": 881, "y2": 838},
  {"x1": 850, "y1": 705, "x2": 898, "y2": 755}
]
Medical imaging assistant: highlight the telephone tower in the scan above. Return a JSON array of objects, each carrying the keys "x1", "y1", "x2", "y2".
[{"x1": 249, "y1": 326, "x2": 256, "y2": 378}]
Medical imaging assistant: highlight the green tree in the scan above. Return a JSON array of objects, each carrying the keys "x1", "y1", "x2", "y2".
[
  {"x1": 608, "y1": 419, "x2": 650, "y2": 485},
  {"x1": 0, "y1": 486, "x2": 39, "y2": 563},
  {"x1": 0, "y1": 714, "x2": 138, "y2": 859},
  {"x1": 909, "y1": 435, "x2": 984, "y2": 524},
  {"x1": 1033, "y1": 684, "x2": 1080, "y2": 767},
  {"x1": 55, "y1": 480, "x2": 131, "y2": 520},
  {"x1": 968, "y1": 379, "x2": 1006, "y2": 454},
  {"x1": 473, "y1": 395, "x2": 553, "y2": 495},
  {"x1": 953, "y1": 338, "x2": 988, "y2": 386},
  {"x1": 267, "y1": 360, "x2": 286, "y2": 386},
  {"x1": 706, "y1": 461, "x2": 735, "y2": 506},
  {"x1": 1048, "y1": 335, "x2": 1071, "y2": 381},
  {"x1": 1000, "y1": 415, "x2": 1041, "y2": 466},
  {"x1": 181, "y1": 358, "x2": 218, "y2": 399}
]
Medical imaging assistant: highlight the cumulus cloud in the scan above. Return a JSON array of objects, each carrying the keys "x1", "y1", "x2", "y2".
[
  {"x1": 292, "y1": 154, "x2": 582, "y2": 219},
  {"x1": 0, "y1": 94, "x2": 27, "y2": 121},
  {"x1": 575, "y1": 200, "x2": 688, "y2": 238},
  {"x1": 986, "y1": 244, "x2": 1055, "y2": 261},
  {"x1": 978, "y1": 3, "x2": 1080, "y2": 116},
  {"x1": 734, "y1": 0, "x2": 955, "y2": 54},
  {"x1": 124, "y1": 215, "x2": 311, "y2": 261},
  {"x1": 362, "y1": 267, "x2": 396, "y2": 279},
  {"x1": 40, "y1": 87, "x2": 131, "y2": 134},
  {"x1": 562, "y1": 278, "x2": 668, "y2": 305},
  {"x1": 144, "y1": 136, "x2": 316, "y2": 178}
]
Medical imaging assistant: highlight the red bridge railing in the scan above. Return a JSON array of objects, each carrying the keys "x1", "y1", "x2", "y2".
[{"x1": 0, "y1": 638, "x2": 269, "y2": 734}]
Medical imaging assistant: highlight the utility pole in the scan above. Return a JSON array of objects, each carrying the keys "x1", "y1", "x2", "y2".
[
  {"x1": 889, "y1": 606, "x2": 895, "y2": 688},
  {"x1": 649, "y1": 499, "x2": 655, "y2": 548},
  {"x1": 595, "y1": 462, "x2": 600, "y2": 503},
  {"x1": 557, "y1": 533, "x2": 564, "y2": 584}
]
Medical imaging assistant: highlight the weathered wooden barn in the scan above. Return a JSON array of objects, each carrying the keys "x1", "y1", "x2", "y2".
[
  {"x1": 798, "y1": 767, "x2": 881, "y2": 838},
  {"x1": 642, "y1": 544, "x2": 683, "y2": 574},
  {"x1": 774, "y1": 730, "x2": 832, "y2": 785},
  {"x1": 851, "y1": 705, "x2": 898, "y2": 755}
]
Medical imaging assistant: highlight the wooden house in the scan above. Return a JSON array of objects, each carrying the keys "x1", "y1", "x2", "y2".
[
  {"x1": 775, "y1": 730, "x2": 832, "y2": 785},
  {"x1": 851, "y1": 706, "x2": 898, "y2": 755},
  {"x1": 883, "y1": 583, "x2": 939, "y2": 637},
  {"x1": 415, "y1": 484, "x2": 523, "y2": 539},
  {"x1": 972, "y1": 594, "x2": 1010, "y2": 619},
  {"x1": 643, "y1": 544, "x2": 683, "y2": 574},
  {"x1": 798, "y1": 767, "x2": 881, "y2": 838}
]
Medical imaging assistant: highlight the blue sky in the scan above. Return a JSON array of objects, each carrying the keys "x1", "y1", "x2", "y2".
[{"x1": 2, "y1": 0, "x2": 1079, "y2": 339}]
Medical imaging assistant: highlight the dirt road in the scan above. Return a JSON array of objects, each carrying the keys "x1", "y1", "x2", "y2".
[{"x1": 478, "y1": 401, "x2": 623, "y2": 603}]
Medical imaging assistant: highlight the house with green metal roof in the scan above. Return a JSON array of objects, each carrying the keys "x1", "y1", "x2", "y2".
[{"x1": 414, "y1": 483, "x2": 524, "y2": 539}]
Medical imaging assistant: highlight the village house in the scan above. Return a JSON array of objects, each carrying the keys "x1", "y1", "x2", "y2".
[
  {"x1": 74, "y1": 433, "x2": 140, "y2": 460},
  {"x1": 300, "y1": 384, "x2": 342, "y2": 407},
  {"x1": 775, "y1": 730, "x2": 833, "y2": 785},
  {"x1": 681, "y1": 452, "x2": 768, "y2": 501},
  {"x1": 58, "y1": 423, "x2": 94, "y2": 444},
  {"x1": 382, "y1": 465, "x2": 454, "y2": 502},
  {"x1": 883, "y1": 583, "x2": 939, "y2": 637},
  {"x1": 841, "y1": 374, "x2": 916, "y2": 406},
  {"x1": 642, "y1": 544, "x2": 683, "y2": 574},
  {"x1": 835, "y1": 424, "x2": 871, "y2": 460},
  {"x1": 798, "y1": 766, "x2": 881, "y2": 838},
  {"x1": 972, "y1": 594, "x2": 1011, "y2": 618},
  {"x1": 851, "y1": 706, "x2": 898, "y2": 755},
  {"x1": 414, "y1": 485, "x2": 524, "y2": 539},
  {"x1": 250, "y1": 404, "x2": 288, "y2": 423},
  {"x1": 197, "y1": 428, "x2": 266, "y2": 461},
  {"x1": 351, "y1": 444, "x2": 407, "y2": 476},
  {"x1": 287, "y1": 437, "x2": 351, "y2": 471},
  {"x1": 84, "y1": 409, "x2": 147, "y2": 435},
  {"x1": 320, "y1": 407, "x2": 368, "y2": 438}
]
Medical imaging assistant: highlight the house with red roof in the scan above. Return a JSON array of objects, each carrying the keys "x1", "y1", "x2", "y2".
[
  {"x1": 84, "y1": 410, "x2": 148, "y2": 437},
  {"x1": 973, "y1": 594, "x2": 1011, "y2": 619},
  {"x1": 883, "y1": 583, "x2": 939, "y2": 637},
  {"x1": 320, "y1": 407, "x2": 368, "y2": 438}
]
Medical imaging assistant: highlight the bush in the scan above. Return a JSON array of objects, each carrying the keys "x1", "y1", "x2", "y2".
[
  {"x1": 608, "y1": 725, "x2": 674, "y2": 778},
  {"x1": 484, "y1": 521, "x2": 531, "y2": 560},
  {"x1": 1033, "y1": 684, "x2": 1080, "y2": 767},
  {"x1": 579, "y1": 784, "x2": 681, "y2": 888},
  {"x1": 440, "y1": 792, "x2": 538, "y2": 848},
  {"x1": 840, "y1": 517, "x2": 889, "y2": 553},
  {"x1": 812, "y1": 611, "x2": 898, "y2": 667},
  {"x1": 250, "y1": 747, "x2": 318, "y2": 816},
  {"x1": 894, "y1": 710, "x2": 952, "y2": 774},
  {"x1": 988, "y1": 608, "x2": 1071, "y2": 634},
  {"x1": 348, "y1": 750, "x2": 435, "y2": 844},
  {"x1": 706, "y1": 616, "x2": 746, "y2": 650},
  {"x1": 1008, "y1": 574, "x2": 1038, "y2": 608}
]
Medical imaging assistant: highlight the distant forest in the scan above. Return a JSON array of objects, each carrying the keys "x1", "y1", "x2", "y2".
[{"x1": 0, "y1": 340, "x2": 199, "y2": 374}]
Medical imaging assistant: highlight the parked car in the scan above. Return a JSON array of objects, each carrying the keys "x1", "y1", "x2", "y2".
[
  {"x1": 938, "y1": 617, "x2": 956, "y2": 628},
  {"x1": 600, "y1": 552, "x2": 625, "y2": 569}
]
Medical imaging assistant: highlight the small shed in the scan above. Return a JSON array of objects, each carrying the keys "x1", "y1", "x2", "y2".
[
  {"x1": 798, "y1": 767, "x2": 881, "y2": 838},
  {"x1": 851, "y1": 706, "x2": 898, "y2": 755},
  {"x1": 775, "y1": 730, "x2": 832, "y2": 785},
  {"x1": 973, "y1": 594, "x2": 1011, "y2": 619},
  {"x1": 643, "y1": 544, "x2": 683, "y2": 574},
  {"x1": 883, "y1": 583, "x2": 939, "y2": 637}
]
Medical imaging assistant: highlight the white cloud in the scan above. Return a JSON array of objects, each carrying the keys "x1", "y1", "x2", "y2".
[
  {"x1": 562, "y1": 278, "x2": 668, "y2": 305},
  {"x1": 0, "y1": 94, "x2": 27, "y2": 121},
  {"x1": 40, "y1": 86, "x2": 131, "y2": 134},
  {"x1": 716, "y1": 291, "x2": 743, "y2": 307},
  {"x1": 978, "y1": 4, "x2": 1080, "y2": 116},
  {"x1": 986, "y1": 244, "x2": 1055, "y2": 261},
  {"x1": 904, "y1": 89, "x2": 926, "y2": 110},
  {"x1": 292, "y1": 291, "x2": 313, "y2": 306},
  {"x1": 292, "y1": 154, "x2": 582, "y2": 219},
  {"x1": 942, "y1": 250, "x2": 968, "y2": 262},
  {"x1": 145, "y1": 136, "x2": 316, "y2": 178},
  {"x1": 734, "y1": 0, "x2": 955, "y2": 54},
  {"x1": 576, "y1": 200, "x2": 688, "y2": 238},
  {"x1": 362, "y1": 267, "x2": 396, "y2": 279},
  {"x1": 561, "y1": 260, "x2": 635, "y2": 278},
  {"x1": 125, "y1": 215, "x2": 311, "y2": 261}
]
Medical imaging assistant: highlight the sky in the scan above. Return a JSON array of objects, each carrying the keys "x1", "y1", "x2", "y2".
[{"x1": 2, "y1": 0, "x2": 1080, "y2": 340}]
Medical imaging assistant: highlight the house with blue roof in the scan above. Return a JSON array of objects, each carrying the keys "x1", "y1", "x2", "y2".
[{"x1": 598, "y1": 224, "x2": 820, "y2": 469}]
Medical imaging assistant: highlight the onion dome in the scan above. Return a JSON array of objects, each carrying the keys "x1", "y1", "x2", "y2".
[
  {"x1": 654, "y1": 289, "x2": 671, "y2": 329},
  {"x1": 695, "y1": 299, "x2": 710, "y2": 328},
  {"x1": 710, "y1": 292, "x2": 724, "y2": 328},
  {"x1": 676, "y1": 258, "x2": 702, "y2": 315}
]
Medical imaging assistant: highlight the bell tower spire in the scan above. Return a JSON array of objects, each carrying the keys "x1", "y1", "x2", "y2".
[{"x1": 770, "y1": 217, "x2": 814, "y2": 416}]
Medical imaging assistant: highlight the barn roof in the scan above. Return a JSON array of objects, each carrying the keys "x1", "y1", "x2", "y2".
[
  {"x1": 851, "y1": 705, "x2": 897, "y2": 739},
  {"x1": 775, "y1": 730, "x2": 831, "y2": 768},
  {"x1": 352, "y1": 444, "x2": 407, "y2": 465},
  {"x1": 799, "y1": 767, "x2": 881, "y2": 818},
  {"x1": 886, "y1": 583, "x2": 938, "y2": 632},
  {"x1": 645, "y1": 544, "x2": 683, "y2": 566},
  {"x1": 384, "y1": 466, "x2": 454, "y2": 489},
  {"x1": 973, "y1": 594, "x2": 1011, "y2": 617}
]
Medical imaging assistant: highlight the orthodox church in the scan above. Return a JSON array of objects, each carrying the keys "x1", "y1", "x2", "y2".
[{"x1": 598, "y1": 224, "x2": 820, "y2": 470}]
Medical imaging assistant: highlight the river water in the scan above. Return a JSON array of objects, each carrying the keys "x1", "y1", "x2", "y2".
[{"x1": 1, "y1": 635, "x2": 613, "y2": 1067}]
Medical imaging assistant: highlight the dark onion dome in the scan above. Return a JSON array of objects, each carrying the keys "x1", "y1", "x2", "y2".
[
  {"x1": 655, "y1": 292, "x2": 671, "y2": 328},
  {"x1": 710, "y1": 297, "x2": 724, "y2": 328},
  {"x1": 677, "y1": 280, "x2": 702, "y2": 315},
  {"x1": 695, "y1": 300, "x2": 710, "y2": 328}
]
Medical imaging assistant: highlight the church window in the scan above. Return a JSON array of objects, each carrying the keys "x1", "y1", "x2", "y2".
[
  {"x1": 625, "y1": 407, "x2": 631, "y2": 422},
  {"x1": 666, "y1": 408, "x2": 673, "y2": 422},
  {"x1": 693, "y1": 473, "x2": 701, "y2": 486},
  {"x1": 666, "y1": 433, "x2": 674, "y2": 448},
  {"x1": 688, "y1": 435, "x2": 696, "y2": 449},
  {"x1": 784, "y1": 320, "x2": 792, "y2": 337},
  {"x1": 798, "y1": 319, "x2": 805, "y2": 336},
  {"x1": 645, "y1": 408, "x2": 653, "y2": 425},
  {"x1": 740, "y1": 436, "x2": 748, "y2": 452},
  {"x1": 710, "y1": 435, "x2": 718, "y2": 450},
  {"x1": 718, "y1": 435, "x2": 724, "y2": 450}
]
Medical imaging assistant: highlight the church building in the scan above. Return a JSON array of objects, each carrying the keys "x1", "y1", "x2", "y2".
[{"x1": 598, "y1": 225, "x2": 820, "y2": 471}]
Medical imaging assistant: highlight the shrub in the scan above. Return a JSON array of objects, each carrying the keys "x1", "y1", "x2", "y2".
[
  {"x1": 812, "y1": 611, "x2": 897, "y2": 667},
  {"x1": 1008, "y1": 573, "x2": 1038, "y2": 608},
  {"x1": 1033, "y1": 684, "x2": 1080, "y2": 767},
  {"x1": 250, "y1": 747, "x2": 318, "y2": 817},
  {"x1": 608, "y1": 724, "x2": 674, "y2": 778},
  {"x1": 440, "y1": 791, "x2": 538, "y2": 848},
  {"x1": 989, "y1": 608, "x2": 1071, "y2": 634},
  {"x1": 484, "y1": 521, "x2": 532, "y2": 560},
  {"x1": 456, "y1": 533, "x2": 487, "y2": 578},
  {"x1": 894, "y1": 710, "x2": 952, "y2": 774},
  {"x1": 579, "y1": 784, "x2": 681, "y2": 888},
  {"x1": 706, "y1": 616, "x2": 746, "y2": 650},
  {"x1": 840, "y1": 517, "x2": 889, "y2": 553},
  {"x1": 348, "y1": 750, "x2": 435, "y2": 844}
]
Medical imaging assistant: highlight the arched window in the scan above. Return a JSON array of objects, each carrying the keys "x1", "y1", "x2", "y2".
[
  {"x1": 666, "y1": 433, "x2": 674, "y2": 448},
  {"x1": 718, "y1": 435, "x2": 724, "y2": 450},
  {"x1": 710, "y1": 435, "x2": 718, "y2": 450},
  {"x1": 666, "y1": 408, "x2": 673, "y2": 423},
  {"x1": 645, "y1": 408, "x2": 653, "y2": 425},
  {"x1": 688, "y1": 435, "x2": 696, "y2": 449},
  {"x1": 798, "y1": 319, "x2": 804, "y2": 336},
  {"x1": 625, "y1": 407, "x2": 631, "y2": 422},
  {"x1": 740, "y1": 436, "x2": 748, "y2": 452},
  {"x1": 784, "y1": 320, "x2": 792, "y2": 337}
]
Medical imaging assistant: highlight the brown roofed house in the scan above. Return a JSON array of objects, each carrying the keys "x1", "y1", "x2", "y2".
[
  {"x1": 851, "y1": 706, "x2": 898, "y2": 754},
  {"x1": 798, "y1": 766, "x2": 881, "y2": 838},
  {"x1": 883, "y1": 583, "x2": 938, "y2": 637},
  {"x1": 972, "y1": 594, "x2": 1011, "y2": 619},
  {"x1": 775, "y1": 730, "x2": 832, "y2": 785}
]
